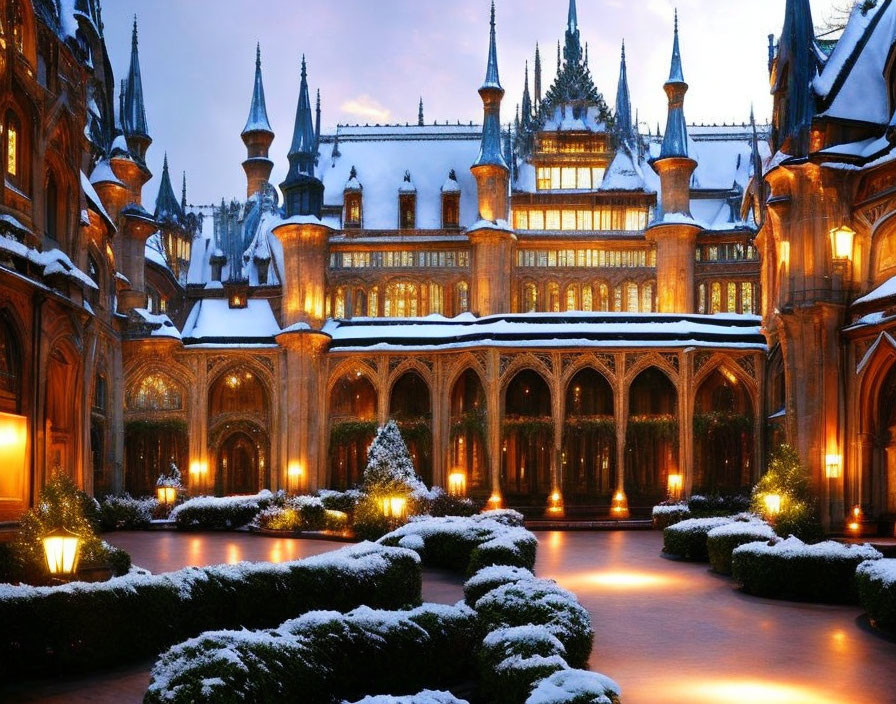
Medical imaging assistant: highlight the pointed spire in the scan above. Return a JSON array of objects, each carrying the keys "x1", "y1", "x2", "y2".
[
  {"x1": 534, "y1": 43, "x2": 542, "y2": 106},
  {"x1": 772, "y1": 0, "x2": 818, "y2": 155},
  {"x1": 585, "y1": 42, "x2": 589, "y2": 67},
  {"x1": 418, "y1": 96, "x2": 425, "y2": 127},
  {"x1": 568, "y1": 0, "x2": 578, "y2": 34},
  {"x1": 750, "y1": 105, "x2": 763, "y2": 179},
  {"x1": 616, "y1": 40, "x2": 633, "y2": 143},
  {"x1": 521, "y1": 60, "x2": 532, "y2": 129},
  {"x1": 482, "y1": 1, "x2": 502, "y2": 90},
  {"x1": 659, "y1": 11, "x2": 690, "y2": 159},
  {"x1": 154, "y1": 153, "x2": 182, "y2": 223},
  {"x1": 281, "y1": 55, "x2": 324, "y2": 217},
  {"x1": 667, "y1": 9, "x2": 684, "y2": 84},
  {"x1": 243, "y1": 43, "x2": 273, "y2": 136},
  {"x1": 181, "y1": 171, "x2": 187, "y2": 211},
  {"x1": 287, "y1": 55, "x2": 317, "y2": 166},
  {"x1": 121, "y1": 15, "x2": 150, "y2": 157},
  {"x1": 315, "y1": 88, "x2": 322, "y2": 151}
]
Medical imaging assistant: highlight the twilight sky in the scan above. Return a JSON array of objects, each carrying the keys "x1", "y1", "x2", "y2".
[{"x1": 101, "y1": 0, "x2": 840, "y2": 208}]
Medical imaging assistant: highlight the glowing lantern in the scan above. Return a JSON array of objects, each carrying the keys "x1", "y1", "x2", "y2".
[
  {"x1": 764, "y1": 493, "x2": 782, "y2": 518},
  {"x1": 156, "y1": 486, "x2": 178, "y2": 506},
  {"x1": 825, "y1": 454, "x2": 842, "y2": 479},
  {"x1": 0, "y1": 412, "x2": 27, "y2": 499},
  {"x1": 547, "y1": 490, "x2": 564, "y2": 515},
  {"x1": 667, "y1": 474, "x2": 683, "y2": 501},
  {"x1": 847, "y1": 505, "x2": 863, "y2": 534},
  {"x1": 610, "y1": 491, "x2": 629, "y2": 519},
  {"x1": 382, "y1": 496, "x2": 408, "y2": 520},
  {"x1": 487, "y1": 493, "x2": 503, "y2": 511},
  {"x1": 42, "y1": 527, "x2": 81, "y2": 578},
  {"x1": 830, "y1": 226, "x2": 856, "y2": 261},
  {"x1": 447, "y1": 470, "x2": 467, "y2": 497}
]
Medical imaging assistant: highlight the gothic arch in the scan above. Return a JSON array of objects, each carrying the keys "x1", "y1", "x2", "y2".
[
  {"x1": 207, "y1": 357, "x2": 275, "y2": 408},
  {"x1": 500, "y1": 354, "x2": 553, "y2": 390},
  {"x1": 623, "y1": 353, "x2": 679, "y2": 388},
  {"x1": 386, "y1": 359, "x2": 433, "y2": 396},
  {"x1": 445, "y1": 354, "x2": 486, "y2": 392},
  {"x1": 869, "y1": 212, "x2": 896, "y2": 286},
  {"x1": 327, "y1": 359, "x2": 379, "y2": 397},
  {"x1": 694, "y1": 355, "x2": 758, "y2": 395},
  {"x1": 561, "y1": 356, "x2": 616, "y2": 388}
]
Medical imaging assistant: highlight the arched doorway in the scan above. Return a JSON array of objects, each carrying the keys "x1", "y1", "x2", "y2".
[
  {"x1": 766, "y1": 345, "x2": 786, "y2": 449},
  {"x1": 209, "y1": 367, "x2": 270, "y2": 495},
  {"x1": 563, "y1": 368, "x2": 615, "y2": 503},
  {"x1": 503, "y1": 369, "x2": 552, "y2": 500},
  {"x1": 870, "y1": 364, "x2": 896, "y2": 519},
  {"x1": 45, "y1": 343, "x2": 79, "y2": 476},
  {"x1": 329, "y1": 372, "x2": 378, "y2": 489},
  {"x1": 449, "y1": 369, "x2": 488, "y2": 494},
  {"x1": 694, "y1": 368, "x2": 754, "y2": 493},
  {"x1": 626, "y1": 367, "x2": 678, "y2": 504},
  {"x1": 389, "y1": 371, "x2": 432, "y2": 485}
]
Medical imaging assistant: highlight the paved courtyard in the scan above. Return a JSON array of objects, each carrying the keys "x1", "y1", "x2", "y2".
[{"x1": 3, "y1": 530, "x2": 895, "y2": 704}]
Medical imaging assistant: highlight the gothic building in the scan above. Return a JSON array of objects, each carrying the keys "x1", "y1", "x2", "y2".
[{"x1": 2, "y1": 0, "x2": 895, "y2": 531}]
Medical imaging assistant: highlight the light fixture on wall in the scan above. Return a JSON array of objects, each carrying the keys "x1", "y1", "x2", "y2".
[
  {"x1": 824, "y1": 454, "x2": 842, "y2": 479},
  {"x1": 610, "y1": 491, "x2": 629, "y2": 519},
  {"x1": 156, "y1": 485, "x2": 178, "y2": 507},
  {"x1": 381, "y1": 496, "x2": 408, "y2": 520},
  {"x1": 830, "y1": 226, "x2": 856, "y2": 261},
  {"x1": 547, "y1": 490, "x2": 564, "y2": 515}
]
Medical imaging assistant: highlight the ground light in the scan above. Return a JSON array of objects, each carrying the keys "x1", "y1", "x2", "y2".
[
  {"x1": 447, "y1": 470, "x2": 466, "y2": 496},
  {"x1": 42, "y1": 526, "x2": 81, "y2": 579},
  {"x1": 547, "y1": 490, "x2": 564, "y2": 515},
  {"x1": 487, "y1": 492, "x2": 502, "y2": 510},
  {"x1": 667, "y1": 473, "x2": 683, "y2": 501},
  {"x1": 672, "y1": 678, "x2": 847, "y2": 704},
  {"x1": 763, "y1": 493, "x2": 782, "y2": 518},
  {"x1": 847, "y1": 505, "x2": 863, "y2": 534},
  {"x1": 610, "y1": 491, "x2": 629, "y2": 518}
]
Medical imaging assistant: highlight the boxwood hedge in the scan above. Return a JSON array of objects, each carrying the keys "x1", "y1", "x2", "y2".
[
  {"x1": 706, "y1": 521, "x2": 776, "y2": 575},
  {"x1": 0, "y1": 542, "x2": 420, "y2": 680},
  {"x1": 731, "y1": 537, "x2": 882, "y2": 603},
  {"x1": 662, "y1": 516, "x2": 736, "y2": 561},
  {"x1": 856, "y1": 559, "x2": 896, "y2": 631}
]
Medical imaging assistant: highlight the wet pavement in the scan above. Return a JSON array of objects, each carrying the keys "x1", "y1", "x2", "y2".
[{"x1": 3, "y1": 530, "x2": 896, "y2": 704}]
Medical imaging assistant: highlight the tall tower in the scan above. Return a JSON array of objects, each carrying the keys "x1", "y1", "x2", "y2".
[
  {"x1": 241, "y1": 44, "x2": 275, "y2": 199},
  {"x1": 280, "y1": 56, "x2": 324, "y2": 218},
  {"x1": 615, "y1": 41, "x2": 634, "y2": 143},
  {"x1": 120, "y1": 17, "x2": 151, "y2": 163},
  {"x1": 647, "y1": 11, "x2": 699, "y2": 314}
]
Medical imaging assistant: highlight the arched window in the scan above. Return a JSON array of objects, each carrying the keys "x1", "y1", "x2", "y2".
[
  {"x1": 565, "y1": 285, "x2": 577, "y2": 312},
  {"x1": 457, "y1": 281, "x2": 469, "y2": 313},
  {"x1": 45, "y1": 172, "x2": 59, "y2": 240},
  {"x1": 711, "y1": 282, "x2": 722, "y2": 314},
  {"x1": 698, "y1": 283, "x2": 707, "y2": 314},
  {"x1": 727, "y1": 282, "x2": 737, "y2": 313},
  {"x1": 5, "y1": 111, "x2": 21, "y2": 184},
  {"x1": 399, "y1": 193, "x2": 416, "y2": 229},
  {"x1": 741, "y1": 282, "x2": 755, "y2": 314},
  {"x1": 368, "y1": 286, "x2": 379, "y2": 316},
  {"x1": 625, "y1": 282, "x2": 639, "y2": 312},
  {"x1": 548, "y1": 282, "x2": 560, "y2": 312},
  {"x1": 353, "y1": 288, "x2": 367, "y2": 318},
  {"x1": 385, "y1": 282, "x2": 419, "y2": 318},
  {"x1": 429, "y1": 283, "x2": 444, "y2": 315},
  {"x1": 523, "y1": 283, "x2": 538, "y2": 313},
  {"x1": 11, "y1": 0, "x2": 24, "y2": 54},
  {"x1": 641, "y1": 282, "x2": 654, "y2": 313},
  {"x1": 582, "y1": 285, "x2": 593, "y2": 312},
  {"x1": 345, "y1": 193, "x2": 362, "y2": 226},
  {"x1": 128, "y1": 374, "x2": 183, "y2": 411},
  {"x1": 442, "y1": 193, "x2": 460, "y2": 228},
  {"x1": 333, "y1": 287, "x2": 346, "y2": 319},
  {"x1": 598, "y1": 283, "x2": 609, "y2": 312},
  {"x1": 0, "y1": 316, "x2": 19, "y2": 414}
]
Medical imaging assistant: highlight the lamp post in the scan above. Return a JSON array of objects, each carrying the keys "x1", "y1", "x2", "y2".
[
  {"x1": 381, "y1": 496, "x2": 408, "y2": 521},
  {"x1": 764, "y1": 493, "x2": 782, "y2": 522},
  {"x1": 42, "y1": 526, "x2": 82, "y2": 581},
  {"x1": 667, "y1": 474, "x2": 683, "y2": 502}
]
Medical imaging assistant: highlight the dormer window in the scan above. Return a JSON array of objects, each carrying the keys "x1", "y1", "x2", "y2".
[
  {"x1": 441, "y1": 169, "x2": 461, "y2": 229},
  {"x1": 344, "y1": 166, "x2": 363, "y2": 228},
  {"x1": 398, "y1": 170, "x2": 416, "y2": 230}
]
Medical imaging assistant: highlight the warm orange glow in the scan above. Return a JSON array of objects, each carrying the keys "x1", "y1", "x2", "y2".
[
  {"x1": 189, "y1": 460, "x2": 208, "y2": 475},
  {"x1": 547, "y1": 490, "x2": 564, "y2": 515},
  {"x1": 487, "y1": 493, "x2": 503, "y2": 510},
  {"x1": 226, "y1": 543, "x2": 242, "y2": 565},
  {"x1": 578, "y1": 570, "x2": 681, "y2": 590},
  {"x1": 673, "y1": 678, "x2": 841, "y2": 704},
  {"x1": 382, "y1": 496, "x2": 408, "y2": 519},
  {"x1": 667, "y1": 474, "x2": 683, "y2": 500},
  {"x1": 0, "y1": 412, "x2": 27, "y2": 501},
  {"x1": 448, "y1": 470, "x2": 467, "y2": 497},
  {"x1": 156, "y1": 486, "x2": 178, "y2": 506},
  {"x1": 610, "y1": 491, "x2": 629, "y2": 518},
  {"x1": 848, "y1": 505, "x2": 863, "y2": 534},
  {"x1": 825, "y1": 454, "x2": 842, "y2": 479},
  {"x1": 42, "y1": 527, "x2": 81, "y2": 576},
  {"x1": 764, "y1": 493, "x2": 782, "y2": 516},
  {"x1": 780, "y1": 240, "x2": 790, "y2": 265},
  {"x1": 721, "y1": 368, "x2": 739, "y2": 385},
  {"x1": 830, "y1": 225, "x2": 855, "y2": 261}
]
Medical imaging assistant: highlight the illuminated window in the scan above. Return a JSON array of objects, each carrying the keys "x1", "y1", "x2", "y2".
[
  {"x1": 711, "y1": 282, "x2": 722, "y2": 314},
  {"x1": 741, "y1": 282, "x2": 754, "y2": 314},
  {"x1": 129, "y1": 374, "x2": 183, "y2": 411},
  {"x1": 561, "y1": 167, "x2": 577, "y2": 189},
  {"x1": 385, "y1": 282, "x2": 419, "y2": 318},
  {"x1": 399, "y1": 193, "x2": 416, "y2": 229},
  {"x1": 592, "y1": 167, "x2": 606, "y2": 186},
  {"x1": 345, "y1": 194, "x2": 362, "y2": 225},
  {"x1": 561, "y1": 210, "x2": 576, "y2": 231},
  {"x1": 5, "y1": 112, "x2": 20, "y2": 178},
  {"x1": 442, "y1": 193, "x2": 460, "y2": 228},
  {"x1": 576, "y1": 167, "x2": 592, "y2": 189},
  {"x1": 457, "y1": 281, "x2": 469, "y2": 313},
  {"x1": 614, "y1": 285, "x2": 623, "y2": 311},
  {"x1": 582, "y1": 285, "x2": 593, "y2": 311},
  {"x1": 429, "y1": 284, "x2": 444, "y2": 315},
  {"x1": 523, "y1": 283, "x2": 538, "y2": 312},
  {"x1": 368, "y1": 286, "x2": 379, "y2": 316},
  {"x1": 528, "y1": 210, "x2": 545, "y2": 230},
  {"x1": 626, "y1": 282, "x2": 639, "y2": 312},
  {"x1": 727, "y1": 282, "x2": 737, "y2": 313},
  {"x1": 514, "y1": 210, "x2": 529, "y2": 230},
  {"x1": 566, "y1": 286, "x2": 577, "y2": 311},
  {"x1": 334, "y1": 288, "x2": 346, "y2": 319},
  {"x1": 545, "y1": 210, "x2": 561, "y2": 230},
  {"x1": 353, "y1": 289, "x2": 367, "y2": 318},
  {"x1": 642, "y1": 283, "x2": 654, "y2": 313},
  {"x1": 548, "y1": 283, "x2": 560, "y2": 312},
  {"x1": 698, "y1": 283, "x2": 707, "y2": 314},
  {"x1": 12, "y1": 0, "x2": 24, "y2": 53},
  {"x1": 599, "y1": 283, "x2": 609, "y2": 311}
]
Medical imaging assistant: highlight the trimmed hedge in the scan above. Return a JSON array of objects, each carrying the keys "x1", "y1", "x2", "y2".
[
  {"x1": 731, "y1": 537, "x2": 883, "y2": 603},
  {"x1": 856, "y1": 559, "x2": 896, "y2": 632},
  {"x1": 706, "y1": 521, "x2": 776, "y2": 575},
  {"x1": 170, "y1": 491, "x2": 279, "y2": 530},
  {"x1": 99, "y1": 495, "x2": 158, "y2": 530},
  {"x1": 346, "y1": 693, "x2": 467, "y2": 704},
  {"x1": 525, "y1": 670, "x2": 621, "y2": 704},
  {"x1": 0, "y1": 543, "x2": 420, "y2": 680},
  {"x1": 474, "y1": 579, "x2": 594, "y2": 669},
  {"x1": 478, "y1": 625, "x2": 568, "y2": 704},
  {"x1": 464, "y1": 565, "x2": 536, "y2": 607},
  {"x1": 662, "y1": 516, "x2": 736, "y2": 561},
  {"x1": 651, "y1": 504, "x2": 690, "y2": 530},
  {"x1": 379, "y1": 513, "x2": 537, "y2": 576},
  {"x1": 144, "y1": 603, "x2": 477, "y2": 704},
  {"x1": 688, "y1": 493, "x2": 750, "y2": 517}
]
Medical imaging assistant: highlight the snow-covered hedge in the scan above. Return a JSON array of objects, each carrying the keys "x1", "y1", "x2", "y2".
[
  {"x1": 732, "y1": 537, "x2": 883, "y2": 603},
  {"x1": 99, "y1": 494, "x2": 158, "y2": 530},
  {"x1": 464, "y1": 565, "x2": 537, "y2": 607},
  {"x1": 0, "y1": 542, "x2": 420, "y2": 680},
  {"x1": 345, "y1": 692, "x2": 468, "y2": 704},
  {"x1": 144, "y1": 603, "x2": 477, "y2": 704},
  {"x1": 662, "y1": 516, "x2": 737, "y2": 561},
  {"x1": 856, "y1": 559, "x2": 896, "y2": 632},
  {"x1": 170, "y1": 490, "x2": 279, "y2": 530},
  {"x1": 706, "y1": 519, "x2": 776, "y2": 575},
  {"x1": 474, "y1": 578, "x2": 593, "y2": 669},
  {"x1": 478, "y1": 625, "x2": 569, "y2": 704},
  {"x1": 253, "y1": 495, "x2": 349, "y2": 533},
  {"x1": 651, "y1": 503, "x2": 690, "y2": 530},
  {"x1": 378, "y1": 513, "x2": 537, "y2": 576},
  {"x1": 525, "y1": 670, "x2": 621, "y2": 704}
]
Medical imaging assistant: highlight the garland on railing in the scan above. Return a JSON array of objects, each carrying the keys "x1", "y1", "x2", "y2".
[
  {"x1": 450, "y1": 409, "x2": 487, "y2": 440},
  {"x1": 329, "y1": 420, "x2": 379, "y2": 447},
  {"x1": 564, "y1": 415, "x2": 616, "y2": 440},
  {"x1": 626, "y1": 414, "x2": 679, "y2": 444},
  {"x1": 502, "y1": 415, "x2": 554, "y2": 439},
  {"x1": 693, "y1": 412, "x2": 753, "y2": 437}
]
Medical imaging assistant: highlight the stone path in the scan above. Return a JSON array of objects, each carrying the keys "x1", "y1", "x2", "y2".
[{"x1": 3, "y1": 530, "x2": 896, "y2": 703}]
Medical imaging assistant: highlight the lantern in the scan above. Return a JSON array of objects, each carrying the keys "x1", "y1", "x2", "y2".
[
  {"x1": 667, "y1": 474, "x2": 683, "y2": 501},
  {"x1": 764, "y1": 493, "x2": 782, "y2": 518},
  {"x1": 847, "y1": 505, "x2": 863, "y2": 534},
  {"x1": 382, "y1": 496, "x2": 407, "y2": 520},
  {"x1": 156, "y1": 485, "x2": 178, "y2": 506},
  {"x1": 547, "y1": 490, "x2": 564, "y2": 515},
  {"x1": 42, "y1": 526, "x2": 81, "y2": 578},
  {"x1": 825, "y1": 454, "x2": 842, "y2": 479},
  {"x1": 610, "y1": 491, "x2": 629, "y2": 519},
  {"x1": 830, "y1": 226, "x2": 856, "y2": 261},
  {"x1": 0, "y1": 412, "x2": 27, "y2": 500},
  {"x1": 447, "y1": 470, "x2": 467, "y2": 497},
  {"x1": 487, "y1": 493, "x2": 503, "y2": 511}
]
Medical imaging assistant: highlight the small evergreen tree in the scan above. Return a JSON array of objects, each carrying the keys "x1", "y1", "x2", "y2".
[
  {"x1": 751, "y1": 444, "x2": 823, "y2": 542},
  {"x1": 362, "y1": 420, "x2": 420, "y2": 492},
  {"x1": 156, "y1": 462, "x2": 183, "y2": 489}
]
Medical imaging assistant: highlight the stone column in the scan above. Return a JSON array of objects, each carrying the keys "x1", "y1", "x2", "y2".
[
  {"x1": 468, "y1": 224, "x2": 516, "y2": 317},
  {"x1": 486, "y1": 350, "x2": 503, "y2": 503},
  {"x1": 646, "y1": 220, "x2": 700, "y2": 314},
  {"x1": 614, "y1": 356, "x2": 629, "y2": 517},
  {"x1": 118, "y1": 208, "x2": 157, "y2": 312},
  {"x1": 272, "y1": 216, "x2": 332, "y2": 329}
]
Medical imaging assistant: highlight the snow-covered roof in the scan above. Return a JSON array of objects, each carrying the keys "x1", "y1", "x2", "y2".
[
  {"x1": 814, "y1": 1, "x2": 896, "y2": 125},
  {"x1": 145, "y1": 234, "x2": 170, "y2": 272},
  {"x1": 599, "y1": 144, "x2": 654, "y2": 192},
  {"x1": 541, "y1": 105, "x2": 610, "y2": 132},
  {"x1": 130, "y1": 308, "x2": 181, "y2": 340},
  {"x1": 324, "y1": 312, "x2": 765, "y2": 352},
  {"x1": 89, "y1": 160, "x2": 124, "y2": 187},
  {"x1": 181, "y1": 298, "x2": 281, "y2": 344},
  {"x1": 319, "y1": 125, "x2": 481, "y2": 230},
  {"x1": 854, "y1": 273, "x2": 896, "y2": 306},
  {"x1": 80, "y1": 171, "x2": 115, "y2": 230}
]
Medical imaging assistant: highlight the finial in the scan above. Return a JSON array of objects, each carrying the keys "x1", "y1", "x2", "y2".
[
  {"x1": 621, "y1": 39, "x2": 626, "y2": 60},
  {"x1": 585, "y1": 42, "x2": 589, "y2": 67},
  {"x1": 163, "y1": 152, "x2": 168, "y2": 170},
  {"x1": 674, "y1": 8, "x2": 679, "y2": 35},
  {"x1": 490, "y1": 0, "x2": 495, "y2": 30},
  {"x1": 181, "y1": 171, "x2": 187, "y2": 206},
  {"x1": 256, "y1": 42, "x2": 261, "y2": 67},
  {"x1": 301, "y1": 54, "x2": 307, "y2": 79},
  {"x1": 132, "y1": 15, "x2": 138, "y2": 45}
]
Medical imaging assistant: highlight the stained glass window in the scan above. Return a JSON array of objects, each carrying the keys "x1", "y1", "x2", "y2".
[
  {"x1": 430, "y1": 284, "x2": 444, "y2": 315},
  {"x1": 368, "y1": 286, "x2": 379, "y2": 317},
  {"x1": 548, "y1": 283, "x2": 560, "y2": 312},
  {"x1": 698, "y1": 284, "x2": 707, "y2": 314},
  {"x1": 523, "y1": 283, "x2": 537, "y2": 312},
  {"x1": 614, "y1": 285, "x2": 623, "y2": 312},
  {"x1": 599, "y1": 284, "x2": 609, "y2": 312},
  {"x1": 626, "y1": 282, "x2": 639, "y2": 312},
  {"x1": 582, "y1": 285, "x2": 593, "y2": 312},
  {"x1": 566, "y1": 286, "x2": 577, "y2": 311},
  {"x1": 642, "y1": 283, "x2": 654, "y2": 313},
  {"x1": 727, "y1": 282, "x2": 737, "y2": 313},
  {"x1": 6, "y1": 120, "x2": 17, "y2": 177},
  {"x1": 741, "y1": 282, "x2": 754, "y2": 314},
  {"x1": 711, "y1": 283, "x2": 722, "y2": 314},
  {"x1": 129, "y1": 374, "x2": 183, "y2": 411},
  {"x1": 334, "y1": 288, "x2": 346, "y2": 319},
  {"x1": 457, "y1": 282, "x2": 469, "y2": 313}
]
